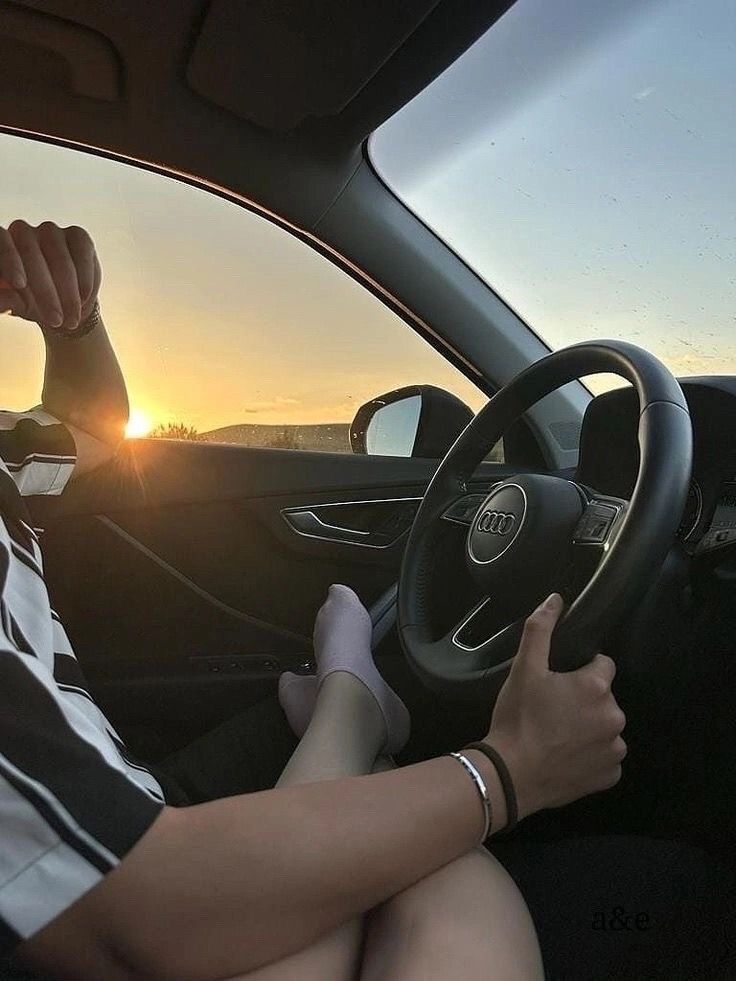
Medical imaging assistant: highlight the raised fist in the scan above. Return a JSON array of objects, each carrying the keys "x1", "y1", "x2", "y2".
[{"x1": 0, "y1": 220, "x2": 101, "y2": 333}]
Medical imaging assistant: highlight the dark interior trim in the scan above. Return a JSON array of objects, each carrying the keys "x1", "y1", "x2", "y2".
[{"x1": 96, "y1": 515, "x2": 308, "y2": 643}]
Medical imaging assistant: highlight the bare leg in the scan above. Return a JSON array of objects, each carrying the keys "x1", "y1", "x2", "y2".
[
  {"x1": 239, "y1": 733, "x2": 542, "y2": 981},
  {"x1": 226, "y1": 672, "x2": 386, "y2": 980},
  {"x1": 225, "y1": 759, "x2": 397, "y2": 981},
  {"x1": 363, "y1": 759, "x2": 542, "y2": 980},
  {"x1": 231, "y1": 584, "x2": 410, "y2": 981},
  {"x1": 276, "y1": 672, "x2": 384, "y2": 786},
  {"x1": 234, "y1": 583, "x2": 541, "y2": 980},
  {"x1": 360, "y1": 848, "x2": 543, "y2": 981}
]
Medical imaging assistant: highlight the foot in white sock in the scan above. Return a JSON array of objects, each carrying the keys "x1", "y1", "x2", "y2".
[
  {"x1": 278, "y1": 672, "x2": 318, "y2": 739},
  {"x1": 312, "y1": 584, "x2": 410, "y2": 755}
]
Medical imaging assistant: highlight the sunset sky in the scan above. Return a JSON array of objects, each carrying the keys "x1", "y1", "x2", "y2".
[
  {"x1": 0, "y1": 135, "x2": 486, "y2": 434},
  {"x1": 2, "y1": 0, "x2": 734, "y2": 432}
]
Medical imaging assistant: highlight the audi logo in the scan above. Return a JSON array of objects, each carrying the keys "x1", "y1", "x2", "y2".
[{"x1": 477, "y1": 510, "x2": 516, "y2": 535}]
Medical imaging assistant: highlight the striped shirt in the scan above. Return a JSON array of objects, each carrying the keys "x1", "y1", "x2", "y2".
[{"x1": 0, "y1": 408, "x2": 164, "y2": 956}]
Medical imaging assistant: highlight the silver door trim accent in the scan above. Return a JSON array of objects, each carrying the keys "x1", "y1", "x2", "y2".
[
  {"x1": 286, "y1": 510, "x2": 371, "y2": 537},
  {"x1": 281, "y1": 497, "x2": 422, "y2": 548}
]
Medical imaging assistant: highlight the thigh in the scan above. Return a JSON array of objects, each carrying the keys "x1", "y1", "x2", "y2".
[
  {"x1": 225, "y1": 921, "x2": 362, "y2": 981},
  {"x1": 157, "y1": 692, "x2": 298, "y2": 804},
  {"x1": 361, "y1": 848, "x2": 543, "y2": 981}
]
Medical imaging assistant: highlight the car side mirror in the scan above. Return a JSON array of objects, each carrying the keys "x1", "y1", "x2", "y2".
[{"x1": 350, "y1": 385, "x2": 474, "y2": 458}]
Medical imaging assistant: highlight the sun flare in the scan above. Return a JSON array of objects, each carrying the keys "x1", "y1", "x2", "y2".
[{"x1": 125, "y1": 408, "x2": 153, "y2": 439}]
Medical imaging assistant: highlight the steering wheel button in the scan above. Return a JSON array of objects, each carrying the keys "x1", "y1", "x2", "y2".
[
  {"x1": 574, "y1": 504, "x2": 617, "y2": 543},
  {"x1": 444, "y1": 493, "x2": 489, "y2": 524}
]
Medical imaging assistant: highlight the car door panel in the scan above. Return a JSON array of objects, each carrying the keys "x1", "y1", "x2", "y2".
[{"x1": 34, "y1": 440, "x2": 515, "y2": 753}]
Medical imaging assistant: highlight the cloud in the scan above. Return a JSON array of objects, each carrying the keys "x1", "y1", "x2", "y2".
[
  {"x1": 633, "y1": 86, "x2": 655, "y2": 101},
  {"x1": 241, "y1": 396, "x2": 300, "y2": 414}
]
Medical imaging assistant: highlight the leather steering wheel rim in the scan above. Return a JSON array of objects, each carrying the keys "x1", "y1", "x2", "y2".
[{"x1": 398, "y1": 341, "x2": 693, "y2": 697}]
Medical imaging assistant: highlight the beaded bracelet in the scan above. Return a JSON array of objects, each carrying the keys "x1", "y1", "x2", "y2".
[{"x1": 42, "y1": 299, "x2": 101, "y2": 340}]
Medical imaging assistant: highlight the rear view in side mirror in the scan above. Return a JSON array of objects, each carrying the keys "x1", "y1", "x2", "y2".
[{"x1": 350, "y1": 385, "x2": 474, "y2": 459}]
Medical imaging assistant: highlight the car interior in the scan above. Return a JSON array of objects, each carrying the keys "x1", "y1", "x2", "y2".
[{"x1": 1, "y1": 1, "x2": 735, "y2": 978}]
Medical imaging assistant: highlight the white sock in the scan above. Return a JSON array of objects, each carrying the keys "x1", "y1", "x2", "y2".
[{"x1": 311, "y1": 584, "x2": 410, "y2": 755}]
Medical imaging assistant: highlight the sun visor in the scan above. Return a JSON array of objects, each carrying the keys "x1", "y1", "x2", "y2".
[{"x1": 186, "y1": 0, "x2": 442, "y2": 132}]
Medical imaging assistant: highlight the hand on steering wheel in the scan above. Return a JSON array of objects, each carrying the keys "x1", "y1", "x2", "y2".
[{"x1": 485, "y1": 593, "x2": 627, "y2": 820}]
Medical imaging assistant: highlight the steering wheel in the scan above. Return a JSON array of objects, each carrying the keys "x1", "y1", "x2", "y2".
[{"x1": 398, "y1": 341, "x2": 693, "y2": 697}]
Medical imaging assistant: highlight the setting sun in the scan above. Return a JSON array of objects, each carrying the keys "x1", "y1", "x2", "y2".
[{"x1": 125, "y1": 408, "x2": 153, "y2": 439}]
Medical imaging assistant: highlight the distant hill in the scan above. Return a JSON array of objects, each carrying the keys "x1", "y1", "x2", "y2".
[{"x1": 200, "y1": 422, "x2": 351, "y2": 453}]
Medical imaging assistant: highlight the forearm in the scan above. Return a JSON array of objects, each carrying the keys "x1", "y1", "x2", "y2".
[
  {"x1": 26, "y1": 752, "x2": 509, "y2": 981},
  {"x1": 42, "y1": 308, "x2": 129, "y2": 445}
]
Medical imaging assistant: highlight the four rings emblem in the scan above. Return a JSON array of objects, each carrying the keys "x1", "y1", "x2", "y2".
[{"x1": 477, "y1": 510, "x2": 516, "y2": 536}]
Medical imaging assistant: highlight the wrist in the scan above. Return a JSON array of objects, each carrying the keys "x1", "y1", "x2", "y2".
[
  {"x1": 463, "y1": 749, "x2": 507, "y2": 833},
  {"x1": 80, "y1": 296, "x2": 99, "y2": 322},
  {"x1": 41, "y1": 299, "x2": 101, "y2": 341},
  {"x1": 479, "y1": 733, "x2": 539, "y2": 822}
]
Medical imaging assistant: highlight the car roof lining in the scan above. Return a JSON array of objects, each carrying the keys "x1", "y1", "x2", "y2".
[
  {"x1": 0, "y1": 0, "x2": 515, "y2": 225},
  {"x1": 0, "y1": 3, "x2": 121, "y2": 102}
]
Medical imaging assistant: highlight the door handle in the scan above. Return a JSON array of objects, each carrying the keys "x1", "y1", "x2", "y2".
[
  {"x1": 281, "y1": 498, "x2": 421, "y2": 548},
  {"x1": 283, "y1": 509, "x2": 372, "y2": 543}
]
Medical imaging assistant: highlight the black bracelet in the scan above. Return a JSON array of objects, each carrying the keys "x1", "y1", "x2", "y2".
[
  {"x1": 465, "y1": 742, "x2": 519, "y2": 833},
  {"x1": 42, "y1": 299, "x2": 101, "y2": 340}
]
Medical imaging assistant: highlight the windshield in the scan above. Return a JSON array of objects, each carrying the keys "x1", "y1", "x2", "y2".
[{"x1": 371, "y1": 0, "x2": 736, "y2": 393}]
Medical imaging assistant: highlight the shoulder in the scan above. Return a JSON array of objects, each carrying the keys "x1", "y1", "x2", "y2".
[{"x1": 0, "y1": 408, "x2": 76, "y2": 496}]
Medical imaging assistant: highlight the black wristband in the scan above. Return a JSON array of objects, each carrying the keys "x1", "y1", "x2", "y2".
[
  {"x1": 465, "y1": 742, "x2": 519, "y2": 833},
  {"x1": 42, "y1": 299, "x2": 101, "y2": 340}
]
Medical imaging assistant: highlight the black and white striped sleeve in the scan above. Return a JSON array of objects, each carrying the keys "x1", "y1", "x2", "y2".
[
  {"x1": 0, "y1": 408, "x2": 76, "y2": 497},
  {"x1": 0, "y1": 650, "x2": 163, "y2": 954}
]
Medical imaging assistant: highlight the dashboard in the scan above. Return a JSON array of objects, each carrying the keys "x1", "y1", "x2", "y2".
[{"x1": 577, "y1": 377, "x2": 736, "y2": 557}]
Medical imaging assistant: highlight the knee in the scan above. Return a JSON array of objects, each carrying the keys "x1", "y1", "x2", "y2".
[
  {"x1": 367, "y1": 851, "x2": 543, "y2": 979},
  {"x1": 381, "y1": 850, "x2": 524, "y2": 927}
]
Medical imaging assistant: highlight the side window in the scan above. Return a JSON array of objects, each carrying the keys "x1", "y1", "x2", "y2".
[{"x1": 1, "y1": 134, "x2": 502, "y2": 460}]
